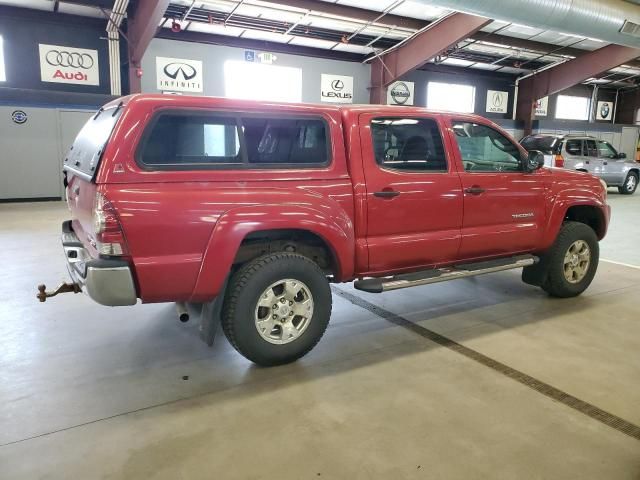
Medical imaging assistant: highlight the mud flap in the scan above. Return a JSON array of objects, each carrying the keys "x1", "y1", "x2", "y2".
[
  {"x1": 199, "y1": 278, "x2": 228, "y2": 347},
  {"x1": 522, "y1": 253, "x2": 550, "y2": 287}
]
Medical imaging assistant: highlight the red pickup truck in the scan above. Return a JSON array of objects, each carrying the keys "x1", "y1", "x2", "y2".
[{"x1": 40, "y1": 94, "x2": 610, "y2": 366}]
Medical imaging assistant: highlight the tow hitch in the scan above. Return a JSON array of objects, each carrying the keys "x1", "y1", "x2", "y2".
[{"x1": 37, "y1": 283, "x2": 82, "y2": 302}]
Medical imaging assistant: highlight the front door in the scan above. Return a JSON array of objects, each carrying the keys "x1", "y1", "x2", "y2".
[
  {"x1": 447, "y1": 119, "x2": 548, "y2": 260},
  {"x1": 583, "y1": 139, "x2": 604, "y2": 176},
  {"x1": 596, "y1": 140, "x2": 625, "y2": 185},
  {"x1": 360, "y1": 114, "x2": 464, "y2": 274}
]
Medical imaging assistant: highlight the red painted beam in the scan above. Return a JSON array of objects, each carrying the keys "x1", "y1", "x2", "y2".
[
  {"x1": 127, "y1": 0, "x2": 171, "y2": 93},
  {"x1": 516, "y1": 44, "x2": 640, "y2": 133},
  {"x1": 369, "y1": 12, "x2": 491, "y2": 103}
]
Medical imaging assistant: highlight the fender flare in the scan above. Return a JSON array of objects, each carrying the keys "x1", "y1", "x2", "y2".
[{"x1": 189, "y1": 199, "x2": 355, "y2": 301}]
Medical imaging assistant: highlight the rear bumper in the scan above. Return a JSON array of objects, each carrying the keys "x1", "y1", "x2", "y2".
[{"x1": 62, "y1": 221, "x2": 137, "y2": 306}]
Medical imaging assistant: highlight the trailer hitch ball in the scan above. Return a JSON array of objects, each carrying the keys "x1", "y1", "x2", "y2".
[{"x1": 37, "y1": 283, "x2": 81, "y2": 302}]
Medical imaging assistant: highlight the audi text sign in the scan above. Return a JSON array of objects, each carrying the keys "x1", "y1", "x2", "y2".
[
  {"x1": 156, "y1": 57, "x2": 203, "y2": 93},
  {"x1": 39, "y1": 44, "x2": 99, "y2": 86}
]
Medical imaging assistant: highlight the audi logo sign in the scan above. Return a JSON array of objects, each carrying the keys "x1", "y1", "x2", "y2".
[
  {"x1": 156, "y1": 57, "x2": 203, "y2": 93},
  {"x1": 39, "y1": 44, "x2": 99, "y2": 86}
]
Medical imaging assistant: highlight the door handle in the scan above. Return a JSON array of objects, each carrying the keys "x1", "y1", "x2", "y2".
[
  {"x1": 464, "y1": 186, "x2": 485, "y2": 195},
  {"x1": 603, "y1": 161, "x2": 608, "y2": 165},
  {"x1": 373, "y1": 190, "x2": 400, "y2": 199}
]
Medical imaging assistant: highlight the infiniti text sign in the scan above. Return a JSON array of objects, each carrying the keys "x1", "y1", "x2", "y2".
[{"x1": 156, "y1": 56, "x2": 203, "y2": 93}]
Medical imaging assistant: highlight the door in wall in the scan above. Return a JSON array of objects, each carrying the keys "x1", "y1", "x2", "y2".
[{"x1": 620, "y1": 127, "x2": 639, "y2": 161}]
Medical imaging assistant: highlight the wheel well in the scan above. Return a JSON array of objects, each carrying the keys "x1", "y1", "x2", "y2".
[
  {"x1": 575, "y1": 169, "x2": 589, "y2": 173},
  {"x1": 233, "y1": 229, "x2": 338, "y2": 277},
  {"x1": 628, "y1": 168, "x2": 639, "y2": 177},
  {"x1": 564, "y1": 206, "x2": 605, "y2": 239}
]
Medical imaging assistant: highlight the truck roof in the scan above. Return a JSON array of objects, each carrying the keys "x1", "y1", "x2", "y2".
[{"x1": 105, "y1": 93, "x2": 483, "y2": 121}]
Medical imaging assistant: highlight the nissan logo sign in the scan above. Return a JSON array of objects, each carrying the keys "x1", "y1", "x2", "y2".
[
  {"x1": 390, "y1": 82, "x2": 411, "y2": 105},
  {"x1": 45, "y1": 50, "x2": 94, "y2": 69},
  {"x1": 163, "y1": 62, "x2": 197, "y2": 81}
]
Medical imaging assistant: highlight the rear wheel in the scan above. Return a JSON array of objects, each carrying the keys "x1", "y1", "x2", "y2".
[
  {"x1": 618, "y1": 172, "x2": 638, "y2": 195},
  {"x1": 541, "y1": 222, "x2": 599, "y2": 298},
  {"x1": 221, "y1": 252, "x2": 331, "y2": 366}
]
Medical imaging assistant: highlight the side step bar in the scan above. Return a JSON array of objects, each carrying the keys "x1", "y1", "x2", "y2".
[{"x1": 354, "y1": 255, "x2": 538, "y2": 293}]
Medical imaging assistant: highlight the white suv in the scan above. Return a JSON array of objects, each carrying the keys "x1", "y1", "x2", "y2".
[{"x1": 521, "y1": 134, "x2": 639, "y2": 195}]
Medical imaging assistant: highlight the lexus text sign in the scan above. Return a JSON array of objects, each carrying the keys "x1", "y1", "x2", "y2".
[
  {"x1": 486, "y1": 90, "x2": 509, "y2": 113},
  {"x1": 39, "y1": 44, "x2": 99, "y2": 85},
  {"x1": 320, "y1": 74, "x2": 353, "y2": 103},
  {"x1": 387, "y1": 81, "x2": 414, "y2": 106},
  {"x1": 156, "y1": 56, "x2": 203, "y2": 93}
]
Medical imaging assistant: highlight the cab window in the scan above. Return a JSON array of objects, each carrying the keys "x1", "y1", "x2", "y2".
[
  {"x1": 452, "y1": 121, "x2": 522, "y2": 172},
  {"x1": 370, "y1": 117, "x2": 447, "y2": 172}
]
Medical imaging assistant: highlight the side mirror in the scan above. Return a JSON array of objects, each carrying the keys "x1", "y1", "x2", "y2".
[
  {"x1": 618, "y1": 152, "x2": 627, "y2": 159},
  {"x1": 526, "y1": 150, "x2": 545, "y2": 172}
]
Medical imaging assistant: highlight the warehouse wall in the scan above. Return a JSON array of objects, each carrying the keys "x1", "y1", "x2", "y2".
[
  {"x1": 0, "y1": 106, "x2": 93, "y2": 200},
  {"x1": 141, "y1": 38, "x2": 372, "y2": 103}
]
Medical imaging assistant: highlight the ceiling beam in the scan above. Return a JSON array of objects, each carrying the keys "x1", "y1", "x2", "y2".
[
  {"x1": 128, "y1": 0, "x2": 171, "y2": 93},
  {"x1": 516, "y1": 44, "x2": 640, "y2": 133},
  {"x1": 257, "y1": 0, "x2": 425, "y2": 31},
  {"x1": 370, "y1": 12, "x2": 491, "y2": 103}
]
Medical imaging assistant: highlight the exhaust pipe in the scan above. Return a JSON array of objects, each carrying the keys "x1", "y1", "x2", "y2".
[{"x1": 176, "y1": 302, "x2": 189, "y2": 323}]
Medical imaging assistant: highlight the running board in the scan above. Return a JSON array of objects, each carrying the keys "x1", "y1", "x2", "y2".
[{"x1": 354, "y1": 255, "x2": 538, "y2": 293}]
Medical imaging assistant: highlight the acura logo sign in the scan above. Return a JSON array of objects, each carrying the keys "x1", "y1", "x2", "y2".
[
  {"x1": 45, "y1": 49, "x2": 94, "y2": 69},
  {"x1": 163, "y1": 62, "x2": 197, "y2": 81},
  {"x1": 492, "y1": 92, "x2": 504, "y2": 108}
]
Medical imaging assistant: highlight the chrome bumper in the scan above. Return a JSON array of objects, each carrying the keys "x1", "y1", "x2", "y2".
[{"x1": 62, "y1": 221, "x2": 137, "y2": 306}]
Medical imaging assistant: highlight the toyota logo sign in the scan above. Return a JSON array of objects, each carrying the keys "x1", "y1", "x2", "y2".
[{"x1": 39, "y1": 44, "x2": 99, "y2": 86}]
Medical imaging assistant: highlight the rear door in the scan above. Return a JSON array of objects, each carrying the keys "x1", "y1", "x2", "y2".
[
  {"x1": 563, "y1": 138, "x2": 586, "y2": 170},
  {"x1": 359, "y1": 114, "x2": 463, "y2": 273},
  {"x1": 584, "y1": 139, "x2": 604, "y2": 176},
  {"x1": 448, "y1": 119, "x2": 547, "y2": 259}
]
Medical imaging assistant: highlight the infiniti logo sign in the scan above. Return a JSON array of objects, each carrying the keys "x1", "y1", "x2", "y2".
[
  {"x1": 163, "y1": 62, "x2": 197, "y2": 81},
  {"x1": 156, "y1": 56, "x2": 203, "y2": 93}
]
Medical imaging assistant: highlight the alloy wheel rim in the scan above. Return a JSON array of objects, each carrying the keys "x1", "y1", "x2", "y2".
[
  {"x1": 563, "y1": 240, "x2": 591, "y2": 284},
  {"x1": 627, "y1": 175, "x2": 636, "y2": 192},
  {"x1": 254, "y1": 279, "x2": 314, "y2": 345}
]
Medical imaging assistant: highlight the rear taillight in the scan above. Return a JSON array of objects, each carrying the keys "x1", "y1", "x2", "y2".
[
  {"x1": 93, "y1": 192, "x2": 129, "y2": 256},
  {"x1": 554, "y1": 155, "x2": 565, "y2": 168}
]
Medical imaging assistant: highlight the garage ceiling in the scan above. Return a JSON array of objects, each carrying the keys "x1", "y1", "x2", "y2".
[{"x1": 2, "y1": 0, "x2": 640, "y2": 87}]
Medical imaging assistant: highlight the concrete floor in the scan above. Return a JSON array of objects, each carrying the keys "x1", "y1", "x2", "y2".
[{"x1": 1, "y1": 192, "x2": 639, "y2": 479}]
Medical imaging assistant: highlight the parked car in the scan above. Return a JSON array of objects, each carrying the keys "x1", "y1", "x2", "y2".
[
  {"x1": 520, "y1": 134, "x2": 639, "y2": 194},
  {"x1": 39, "y1": 95, "x2": 610, "y2": 366}
]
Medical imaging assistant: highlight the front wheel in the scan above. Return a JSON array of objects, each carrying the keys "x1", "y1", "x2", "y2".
[
  {"x1": 618, "y1": 172, "x2": 638, "y2": 195},
  {"x1": 541, "y1": 222, "x2": 599, "y2": 298},
  {"x1": 221, "y1": 252, "x2": 332, "y2": 366}
]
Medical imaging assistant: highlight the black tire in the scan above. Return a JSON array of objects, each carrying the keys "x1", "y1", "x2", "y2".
[
  {"x1": 541, "y1": 221, "x2": 599, "y2": 298},
  {"x1": 618, "y1": 172, "x2": 638, "y2": 195},
  {"x1": 221, "y1": 252, "x2": 332, "y2": 366}
]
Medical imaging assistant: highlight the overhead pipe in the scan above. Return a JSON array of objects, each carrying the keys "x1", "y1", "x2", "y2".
[{"x1": 416, "y1": 0, "x2": 640, "y2": 49}]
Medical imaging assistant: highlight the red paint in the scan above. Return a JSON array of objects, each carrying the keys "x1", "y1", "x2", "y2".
[{"x1": 65, "y1": 94, "x2": 610, "y2": 304}]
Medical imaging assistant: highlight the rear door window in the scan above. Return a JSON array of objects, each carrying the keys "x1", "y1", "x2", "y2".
[
  {"x1": 370, "y1": 117, "x2": 447, "y2": 172},
  {"x1": 585, "y1": 139, "x2": 598, "y2": 157},
  {"x1": 64, "y1": 105, "x2": 123, "y2": 179}
]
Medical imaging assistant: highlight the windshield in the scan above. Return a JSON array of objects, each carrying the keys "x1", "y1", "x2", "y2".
[
  {"x1": 63, "y1": 104, "x2": 123, "y2": 180},
  {"x1": 520, "y1": 135, "x2": 561, "y2": 154}
]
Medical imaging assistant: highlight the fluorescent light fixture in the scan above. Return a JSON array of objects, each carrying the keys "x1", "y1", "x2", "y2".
[
  {"x1": 427, "y1": 82, "x2": 476, "y2": 113},
  {"x1": 224, "y1": 60, "x2": 302, "y2": 102}
]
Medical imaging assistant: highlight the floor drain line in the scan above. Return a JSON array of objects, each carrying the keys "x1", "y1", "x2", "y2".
[{"x1": 333, "y1": 287, "x2": 640, "y2": 442}]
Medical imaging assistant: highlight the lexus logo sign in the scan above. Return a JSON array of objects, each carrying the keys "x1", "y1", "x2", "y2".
[
  {"x1": 156, "y1": 57, "x2": 203, "y2": 93},
  {"x1": 321, "y1": 74, "x2": 353, "y2": 103},
  {"x1": 486, "y1": 90, "x2": 509, "y2": 113},
  {"x1": 387, "y1": 81, "x2": 414, "y2": 106},
  {"x1": 39, "y1": 44, "x2": 99, "y2": 85}
]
